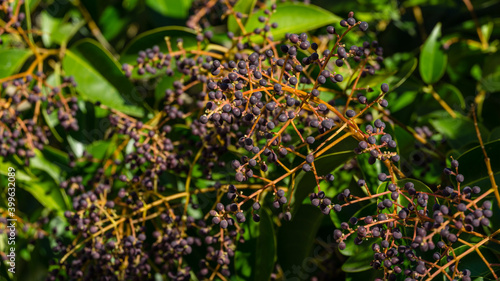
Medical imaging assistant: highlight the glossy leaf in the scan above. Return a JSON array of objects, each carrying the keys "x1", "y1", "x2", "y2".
[
  {"x1": 439, "y1": 245, "x2": 499, "y2": 278},
  {"x1": 40, "y1": 11, "x2": 75, "y2": 46},
  {"x1": 430, "y1": 116, "x2": 488, "y2": 151},
  {"x1": 30, "y1": 150, "x2": 62, "y2": 184},
  {"x1": 21, "y1": 178, "x2": 67, "y2": 214},
  {"x1": 388, "y1": 57, "x2": 418, "y2": 90},
  {"x1": 227, "y1": 0, "x2": 257, "y2": 35},
  {"x1": 342, "y1": 249, "x2": 373, "y2": 272},
  {"x1": 121, "y1": 26, "x2": 199, "y2": 65},
  {"x1": 63, "y1": 39, "x2": 144, "y2": 117},
  {"x1": 254, "y1": 209, "x2": 276, "y2": 281},
  {"x1": 337, "y1": 202, "x2": 378, "y2": 256},
  {"x1": 146, "y1": 0, "x2": 194, "y2": 19},
  {"x1": 293, "y1": 150, "x2": 355, "y2": 213},
  {"x1": 277, "y1": 205, "x2": 324, "y2": 274},
  {"x1": 419, "y1": 23, "x2": 447, "y2": 84},
  {"x1": 457, "y1": 140, "x2": 500, "y2": 188},
  {"x1": 99, "y1": 6, "x2": 128, "y2": 40},
  {"x1": 377, "y1": 178, "x2": 438, "y2": 208},
  {"x1": 435, "y1": 83, "x2": 465, "y2": 110},
  {"x1": 154, "y1": 72, "x2": 182, "y2": 107},
  {"x1": 245, "y1": 2, "x2": 341, "y2": 43},
  {"x1": 0, "y1": 49, "x2": 32, "y2": 79}
]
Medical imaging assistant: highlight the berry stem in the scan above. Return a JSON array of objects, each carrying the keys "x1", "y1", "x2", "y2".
[{"x1": 472, "y1": 104, "x2": 500, "y2": 208}]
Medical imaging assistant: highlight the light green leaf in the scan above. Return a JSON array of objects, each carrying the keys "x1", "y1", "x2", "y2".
[
  {"x1": 419, "y1": 23, "x2": 447, "y2": 84},
  {"x1": 146, "y1": 0, "x2": 194, "y2": 19},
  {"x1": 20, "y1": 179, "x2": 67, "y2": 214},
  {"x1": 0, "y1": 49, "x2": 32, "y2": 79},
  {"x1": 245, "y1": 2, "x2": 341, "y2": 43},
  {"x1": 228, "y1": 0, "x2": 257, "y2": 35},
  {"x1": 30, "y1": 150, "x2": 61, "y2": 184},
  {"x1": 99, "y1": 6, "x2": 128, "y2": 40},
  {"x1": 40, "y1": 11, "x2": 81, "y2": 47}
]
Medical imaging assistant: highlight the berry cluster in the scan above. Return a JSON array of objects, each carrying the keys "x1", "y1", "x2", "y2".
[
  {"x1": 333, "y1": 159, "x2": 494, "y2": 280},
  {"x1": 0, "y1": 74, "x2": 78, "y2": 164},
  {"x1": 1, "y1": 0, "x2": 496, "y2": 280}
]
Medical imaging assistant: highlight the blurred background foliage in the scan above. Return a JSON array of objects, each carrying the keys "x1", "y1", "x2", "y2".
[{"x1": 1, "y1": 0, "x2": 500, "y2": 280}]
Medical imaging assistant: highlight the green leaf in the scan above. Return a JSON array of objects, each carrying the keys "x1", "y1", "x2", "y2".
[
  {"x1": 353, "y1": 70, "x2": 397, "y2": 90},
  {"x1": 121, "y1": 26, "x2": 199, "y2": 64},
  {"x1": 337, "y1": 202, "x2": 378, "y2": 256},
  {"x1": 435, "y1": 83, "x2": 465, "y2": 110},
  {"x1": 457, "y1": 140, "x2": 500, "y2": 188},
  {"x1": 341, "y1": 249, "x2": 373, "y2": 272},
  {"x1": 430, "y1": 116, "x2": 488, "y2": 151},
  {"x1": 99, "y1": 6, "x2": 128, "y2": 40},
  {"x1": 28, "y1": 0, "x2": 41, "y2": 12},
  {"x1": 0, "y1": 161, "x2": 32, "y2": 182},
  {"x1": 146, "y1": 0, "x2": 193, "y2": 19},
  {"x1": 254, "y1": 210, "x2": 276, "y2": 281},
  {"x1": 480, "y1": 71, "x2": 500, "y2": 93},
  {"x1": 0, "y1": 49, "x2": 32, "y2": 79},
  {"x1": 86, "y1": 140, "x2": 116, "y2": 160},
  {"x1": 40, "y1": 11, "x2": 75, "y2": 47},
  {"x1": 20, "y1": 178, "x2": 67, "y2": 214},
  {"x1": 227, "y1": 0, "x2": 257, "y2": 35},
  {"x1": 439, "y1": 245, "x2": 499, "y2": 278},
  {"x1": 234, "y1": 218, "x2": 259, "y2": 280},
  {"x1": 154, "y1": 72, "x2": 182, "y2": 107},
  {"x1": 245, "y1": 2, "x2": 341, "y2": 43},
  {"x1": 419, "y1": 23, "x2": 447, "y2": 84},
  {"x1": 388, "y1": 57, "x2": 418, "y2": 90},
  {"x1": 63, "y1": 39, "x2": 144, "y2": 117},
  {"x1": 380, "y1": 178, "x2": 438, "y2": 208},
  {"x1": 488, "y1": 127, "x2": 500, "y2": 142},
  {"x1": 29, "y1": 150, "x2": 62, "y2": 184},
  {"x1": 293, "y1": 150, "x2": 355, "y2": 213},
  {"x1": 277, "y1": 204, "x2": 324, "y2": 274},
  {"x1": 345, "y1": 268, "x2": 383, "y2": 281}
]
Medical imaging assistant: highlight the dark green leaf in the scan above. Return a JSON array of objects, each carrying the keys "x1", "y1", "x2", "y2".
[
  {"x1": 293, "y1": 150, "x2": 355, "y2": 214},
  {"x1": 341, "y1": 249, "x2": 373, "y2": 272},
  {"x1": 154, "y1": 72, "x2": 182, "y2": 107},
  {"x1": 457, "y1": 140, "x2": 500, "y2": 188},
  {"x1": 121, "y1": 26, "x2": 200, "y2": 67},
  {"x1": 277, "y1": 204, "x2": 324, "y2": 274},
  {"x1": 388, "y1": 57, "x2": 418, "y2": 90},
  {"x1": 419, "y1": 23, "x2": 447, "y2": 84},
  {"x1": 439, "y1": 245, "x2": 499, "y2": 278},
  {"x1": 488, "y1": 127, "x2": 500, "y2": 142},
  {"x1": 377, "y1": 178, "x2": 438, "y2": 208},
  {"x1": 254, "y1": 209, "x2": 276, "y2": 281},
  {"x1": 435, "y1": 83, "x2": 465, "y2": 110},
  {"x1": 430, "y1": 116, "x2": 488, "y2": 151},
  {"x1": 63, "y1": 39, "x2": 144, "y2": 117}
]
